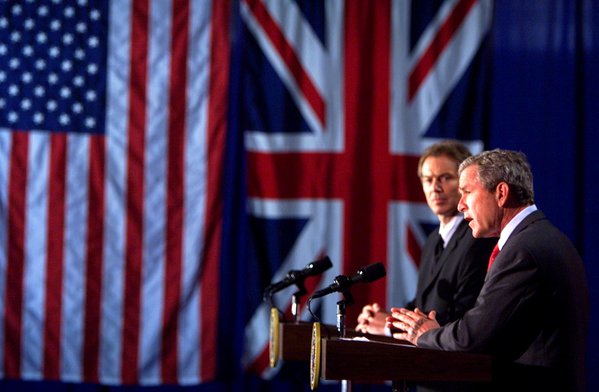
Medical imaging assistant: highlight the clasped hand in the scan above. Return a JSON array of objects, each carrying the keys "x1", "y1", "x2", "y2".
[
  {"x1": 385, "y1": 307, "x2": 440, "y2": 345},
  {"x1": 355, "y1": 302, "x2": 389, "y2": 335}
]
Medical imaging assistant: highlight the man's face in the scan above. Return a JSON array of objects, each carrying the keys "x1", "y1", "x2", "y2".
[
  {"x1": 458, "y1": 165, "x2": 501, "y2": 238},
  {"x1": 420, "y1": 155, "x2": 461, "y2": 222}
]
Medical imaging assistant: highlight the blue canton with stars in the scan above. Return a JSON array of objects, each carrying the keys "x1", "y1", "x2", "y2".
[{"x1": 0, "y1": 0, "x2": 108, "y2": 134}]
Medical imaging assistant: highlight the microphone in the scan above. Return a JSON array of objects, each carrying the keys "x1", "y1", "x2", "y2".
[
  {"x1": 263, "y1": 256, "x2": 333, "y2": 296},
  {"x1": 309, "y1": 262, "x2": 386, "y2": 299}
]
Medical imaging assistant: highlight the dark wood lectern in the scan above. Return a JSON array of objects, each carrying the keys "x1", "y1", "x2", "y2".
[
  {"x1": 278, "y1": 322, "x2": 399, "y2": 361},
  {"x1": 319, "y1": 337, "x2": 492, "y2": 383},
  {"x1": 278, "y1": 322, "x2": 332, "y2": 361},
  {"x1": 276, "y1": 322, "x2": 492, "y2": 388}
]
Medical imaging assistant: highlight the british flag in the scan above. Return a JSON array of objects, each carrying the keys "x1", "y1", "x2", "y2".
[{"x1": 236, "y1": 0, "x2": 493, "y2": 377}]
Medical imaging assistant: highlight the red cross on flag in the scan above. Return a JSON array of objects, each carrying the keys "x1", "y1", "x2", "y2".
[{"x1": 237, "y1": 0, "x2": 492, "y2": 377}]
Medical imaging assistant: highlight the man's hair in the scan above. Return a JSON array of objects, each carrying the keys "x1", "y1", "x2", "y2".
[
  {"x1": 417, "y1": 140, "x2": 472, "y2": 177},
  {"x1": 459, "y1": 149, "x2": 535, "y2": 205}
]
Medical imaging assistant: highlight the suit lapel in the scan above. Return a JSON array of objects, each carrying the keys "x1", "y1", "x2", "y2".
[
  {"x1": 420, "y1": 219, "x2": 469, "y2": 296},
  {"x1": 509, "y1": 210, "x2": 545, "y2": 239},
  {"x1": 420, "y1": 231, "x2": 441, "y2": 279},
  {"x1": 488, "y1": 210, "x2": 545, "y2": 273}
]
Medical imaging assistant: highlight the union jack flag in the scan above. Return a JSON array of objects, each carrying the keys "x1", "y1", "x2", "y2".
[
  {"x1": 236, "y1": 0, "x2": 493, "y2": 377},
  {"x1": 0, "y1": 0, "x2": 229, "y2": 385}
]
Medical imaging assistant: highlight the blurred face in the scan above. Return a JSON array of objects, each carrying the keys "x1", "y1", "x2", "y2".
[
  {"x1": 457, "y1": 165, "x2": 501, "y2": 238},
  {"x1": 420, "y1": 155, "x2": 461, "y2": 223}
]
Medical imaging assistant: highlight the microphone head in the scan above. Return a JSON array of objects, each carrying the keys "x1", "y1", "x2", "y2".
[
  {"x1": 355, "y1": 262, "x2": 386, "y2": 283},
  {"x1": 305, "y1": 256, "x2": 333, "y2": 276}
]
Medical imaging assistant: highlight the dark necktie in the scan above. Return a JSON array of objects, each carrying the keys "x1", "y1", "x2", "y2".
[
  {"x1": 487, "y1": 244, "x2": 500, "y2": 271},
  {"x1": 434, "y1": 236, "x2": 444, "y2": 262}
]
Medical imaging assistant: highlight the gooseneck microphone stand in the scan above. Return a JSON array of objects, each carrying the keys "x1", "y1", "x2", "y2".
[
  {"x1": 307, "y1": 262, "x2": 386, "y2": 392},
  {"x1": 264, "y1": 279, "x2": 308, "y2": 323},
  {"x1": 336, "y1": 289, "x2": 353, "y2": 392},
  {"x1": 290, "y1": 282, "x2": 307, "y2": 323}
]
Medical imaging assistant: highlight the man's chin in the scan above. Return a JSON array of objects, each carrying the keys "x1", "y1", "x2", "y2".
[
  {"x1": 469, "y1": 226, "x2": 496, "y2": 239},
  {"x1": 432, "y1": 206, "x2": 453, "y2": 216},
  {"x1": 468, "y1": 223, "x2": 481, "y2": 237}
]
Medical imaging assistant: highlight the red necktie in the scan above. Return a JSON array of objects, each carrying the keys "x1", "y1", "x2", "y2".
[{"x1": 487, "y1": 244, "x2": 500, "y2": 271}]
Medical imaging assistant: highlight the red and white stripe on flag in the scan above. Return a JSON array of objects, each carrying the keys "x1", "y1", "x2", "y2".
[{"x1": 0, "y1": 0, "x2": 229, "y2": 385}]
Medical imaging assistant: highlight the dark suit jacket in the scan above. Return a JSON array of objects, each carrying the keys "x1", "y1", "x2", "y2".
[
  {"x1": 418, "y1": 211, "x2": 590, "y2": 391},
  {"x1": 407, "y1": 218, "x2": 496, "y2": 325}
]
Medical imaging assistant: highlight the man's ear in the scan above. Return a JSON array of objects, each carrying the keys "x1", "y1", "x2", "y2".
[{"x1": 495, "y1": 182, "x2": 510, "y2": 207}]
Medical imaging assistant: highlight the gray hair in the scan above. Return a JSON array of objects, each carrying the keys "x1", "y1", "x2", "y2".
[{"x1": 459, "y1": 149, "x2": 535, "y2": 205}]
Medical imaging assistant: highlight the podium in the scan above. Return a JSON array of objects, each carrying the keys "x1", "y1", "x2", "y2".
[
  {"x1": 277, "y1": 321, "x2": 400, "y2": 362},
  {"x1": 278, "y1": 322, "x2": 330, "y2": 361},
  {"x1": 275, "y1": 321, "x2": 492, "y2": 389},
  {"x1": 318, "y1": 337, "x2": 492, "y2": 383}
]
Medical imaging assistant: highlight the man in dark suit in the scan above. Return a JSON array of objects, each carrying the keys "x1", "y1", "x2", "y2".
[
  {"x1": 355, "y1": 140, "x2": 496, "y2": 333},
  {"x1": 389, "y1": 149, "x2": 590, "y2": 391}
]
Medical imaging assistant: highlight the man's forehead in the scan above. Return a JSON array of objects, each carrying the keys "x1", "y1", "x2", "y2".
[
  {"x1": 421, "y1": 156, "x2": 458, "y2": 174},
  {"x1": 459, "y1": 165, "x2": 478, "y2": 185},
  {"x1": 461, "y1": 164, "x2": 477, "y2": 176}
]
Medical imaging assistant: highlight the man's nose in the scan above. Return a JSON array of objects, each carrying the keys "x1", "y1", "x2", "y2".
[{"x1": 457, "y1": 196, "x2": 466, "y2": 212}]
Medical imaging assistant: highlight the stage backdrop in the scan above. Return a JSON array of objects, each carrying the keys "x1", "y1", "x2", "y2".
[{"x1": 0, "y1": 0, "x2": 597, "y2": 391}]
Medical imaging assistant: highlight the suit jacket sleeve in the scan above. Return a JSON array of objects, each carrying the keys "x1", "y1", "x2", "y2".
[
  {"x1": 419, "y1": 242, "x2": 542, "y2": 358},
  {"x1": 418, "y1": 212, "x2": 588, "y2": 364}
]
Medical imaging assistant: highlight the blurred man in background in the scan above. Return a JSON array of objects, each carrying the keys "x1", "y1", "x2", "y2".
[{"x1": 356, "y1": 140, "x2": 495, "y2": 333}]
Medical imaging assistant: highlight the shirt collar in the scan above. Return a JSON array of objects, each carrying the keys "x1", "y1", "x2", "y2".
[
  {"x1": 439, "y1": 214, "x2": 462, "y2": 247},
  {"x1": 497, "y1": 204, "x2": 537, "y2": 250}
]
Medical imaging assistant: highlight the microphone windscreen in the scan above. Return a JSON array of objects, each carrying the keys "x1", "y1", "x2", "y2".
[
  {"x1": 357, "y1": 262, "x2": 386, "y2": 283},
  {"x1": 307, "y1": 256, "x2": 333, "y2": 275}
]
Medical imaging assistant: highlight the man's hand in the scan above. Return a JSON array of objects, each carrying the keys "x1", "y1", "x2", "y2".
[
  {"x1": 385, "y1": 307, "x2": 440, "y2": 345},
  {"x1": 355, "y1": 303, "x2": 389, "y2": 335}
]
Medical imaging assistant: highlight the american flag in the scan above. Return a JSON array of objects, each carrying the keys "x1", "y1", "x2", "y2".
[
  {"x1": 0, "y1": 0, "x2": 229, "y2": 385},
  {"x1": 236, "y1": 0, "x2": 493, "y2": 377}
]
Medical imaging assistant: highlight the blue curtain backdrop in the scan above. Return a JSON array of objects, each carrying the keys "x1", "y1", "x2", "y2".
[
  {"x1": 489, "y1": 3, "x2": 599, "y2": 389},
  {"x1": 489, "y1": 5, "x2": 599, "y2": 388},
  {"x1": 1, "y1": 0, "x2": 598, "y2": 391}
]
